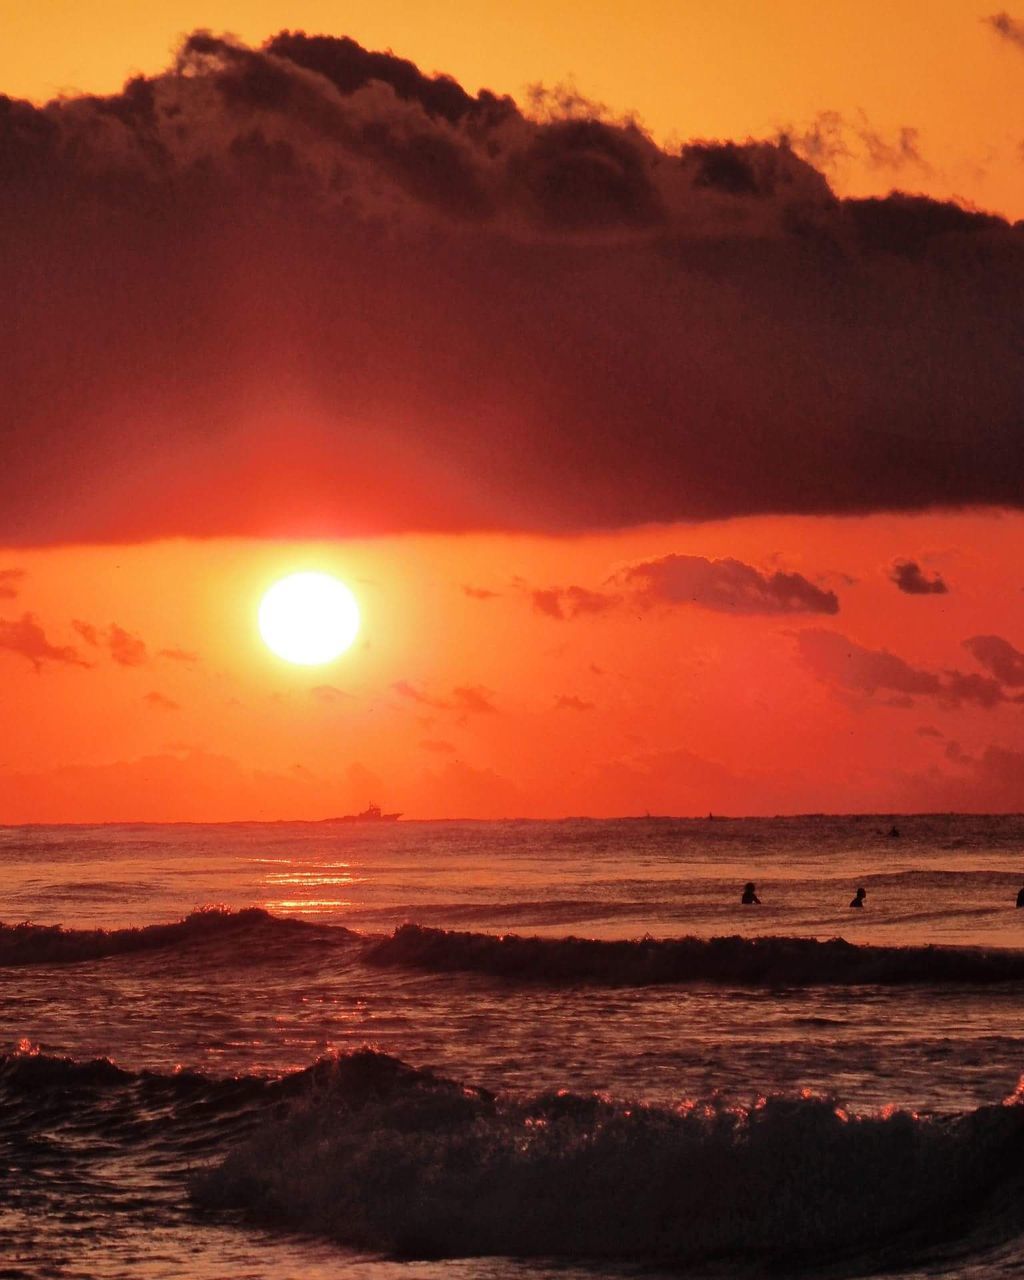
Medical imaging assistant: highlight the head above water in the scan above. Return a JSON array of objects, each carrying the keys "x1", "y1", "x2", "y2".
[{"x1": 744, "y1": 882, "x2": 756, "y2": 893}]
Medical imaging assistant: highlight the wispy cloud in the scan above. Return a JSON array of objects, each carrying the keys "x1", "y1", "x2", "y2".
[
  {"x1": 144, "y1": 691, "x2": 180, "y2": 711},
  {"x1": 0, "y1": 614, "x2": 89, "y2": 672},
  {"x1": 986, "y1": 12, "x2": 1024, "y2": 48},
  {"x1": 73, "y1": 620, "x2": 148, "y2": 665}
]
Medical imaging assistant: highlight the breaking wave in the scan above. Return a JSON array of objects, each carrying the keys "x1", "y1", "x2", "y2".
[
  {"x1": 0, "y1": 906, "x2": 356, "y2": 967},
  {"x1": 4, "y1": 1045, "x2": 1024, "y2": 1270},
  {"x1": 192, "y1": 1051, "x2": 1024, "y2": 1268},
  {"x1": 364, "y1": 922, "x2": 1024, "y2": 986}
]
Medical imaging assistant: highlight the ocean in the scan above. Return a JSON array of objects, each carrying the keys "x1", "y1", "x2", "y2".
[{"x1": 2, "y1": 814, "x2": 1023, "y2": 1279}]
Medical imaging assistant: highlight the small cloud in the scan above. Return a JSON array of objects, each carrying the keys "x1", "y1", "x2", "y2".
[
  {"x1": 889, "y1": 559, "x2": 948, "y2": 594},
  {"x1": 917, "y1": 724, "x2": 944, "y2": 738},
  {"x1": 453, "y1": 685, "x2": 497, "y2": 714},
  {"x1": 963, "y1": 634, "x2": 1024, "y2": 686},
  {"x1": 108, "y1": 623, "x2": 147, "y2": 667},
  {"x1": 986, "y1": 11, "x2": 1024, "y2": 48},
  {"x1": 420, "y1": 738, "x2": 456, "y2": 753},
  {"x1": 555, "y1": 694, "x2": 594, "y2": 711},
  {"x1": 532, "y1": 589, "x2": 565, "y2": 619},
  {"x1": 311, "y1": 684, "x2": 351, "y2": 704},
  {"x1": 623, "y1": 555, "x2": 839, "y2": 615},
  {"x1": 393, "y1": 679, "x2": 451, "y2": 709},
  {"x1": 159, "y1": 647, "x2": 199, "y2": 664},
  {"x1": 0, "y1": 569, "x2": 25, "y2": 600},
  {"x1": 463, "y1": 585, "x2": 500, "y2": 600},
  {"x1": 73, "y1": 620, "x2": 149, "y2": 663},
  {"x1": 72, "y1": 620, "x2": 100, "y2": 646},
  {"x1": 532, "y1": 585, "x2": 617, "y2": 620},
  {"x1": 0, "y1": 614, "x2": 90, "y2": 671},
  {"x1": 144, "y1": 690, "x2": 180, "y2": 711}
]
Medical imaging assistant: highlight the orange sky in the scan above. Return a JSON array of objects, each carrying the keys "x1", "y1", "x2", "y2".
[
  {"x1": 2, "y1": 6, "x2": 1024, "y2": 819},
  {"x1": 2, "y1": 512, "x2": 1023, "y2": 820}
]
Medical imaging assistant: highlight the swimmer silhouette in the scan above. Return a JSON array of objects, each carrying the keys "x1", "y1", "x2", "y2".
[
  {"x1": 1016, "y1": 885, "x2": 1024, "y2": 909},
  {"x1": 741, "y1": 882, "x2": 761, "y2": 905},
  {"x1": 888, "y1": 825, "x2": 901, "y2": 839},
  {"x1": 850, "y1": 886, "x2": 867, "y2": 908}
]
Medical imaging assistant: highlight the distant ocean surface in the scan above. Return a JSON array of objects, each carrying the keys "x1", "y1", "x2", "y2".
[{"x1": 2, "y1": 815, "x2": 1024, "y2": 1279}]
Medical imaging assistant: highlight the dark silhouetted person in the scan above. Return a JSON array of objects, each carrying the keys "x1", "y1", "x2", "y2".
[
  {"x1": 741, "y1": 882, "x2": 761, "y2": 905},
  {"x1": 888, "y1": 825, "x2": 901, "y2": 839},
  {"x1": 850, "y1": 886, "x2": 867, "y2": 908},
  {"x1": 1016, "y1": 885, "x2": 1024, "y2": 909}
]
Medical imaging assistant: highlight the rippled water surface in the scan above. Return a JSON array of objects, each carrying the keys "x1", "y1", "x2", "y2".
[{"x1": 2, "y1": 815, "x2": 1023, "y2": 1278}]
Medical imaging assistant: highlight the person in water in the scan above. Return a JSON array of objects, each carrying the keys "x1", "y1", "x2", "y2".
[
  {"x1": 850, "y1": 886, "x2": 867, "y2": 908},
  {"x1": 741, "y1": 882, "x2": 761, "y2": 905},
  {"x1": 1016, "y1": 885, "x2": 1024, "y2": 909}
]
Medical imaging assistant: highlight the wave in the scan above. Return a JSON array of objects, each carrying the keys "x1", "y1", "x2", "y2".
[
  {"x1": 364, "y1": 923, "x2": 1024, "y2": 986},
  {"x1": 191, "y1": 1050, "x2": 1024, "y2": 1269},
  {"x1": 0, "y1": 906, "x2": 357, "y2": 967},
  {"x1": 9, "y1": 909, "x2": 1024, "y2": 988},
  {"x1": 4, "y1": 1044, "x2": 1023, "y2": 1270}
]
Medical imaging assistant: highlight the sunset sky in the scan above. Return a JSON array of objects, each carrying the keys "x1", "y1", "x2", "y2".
[{"x1": 2, "y1": 2, "x2": 1023, "y2": 820}]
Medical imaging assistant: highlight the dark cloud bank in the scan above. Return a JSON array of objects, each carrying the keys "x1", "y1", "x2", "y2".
[{"x1": 3, "y1": 31, "x2": 1024, "y2": 545}]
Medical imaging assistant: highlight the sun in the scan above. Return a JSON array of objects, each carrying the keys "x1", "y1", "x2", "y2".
[{"x1": 258, "y1": 572, "x2": 361, "y2": 665}]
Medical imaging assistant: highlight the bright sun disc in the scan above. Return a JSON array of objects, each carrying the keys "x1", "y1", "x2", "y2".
[{"x1": 258, "y1": 572, "x2": 360, "y2": 665}]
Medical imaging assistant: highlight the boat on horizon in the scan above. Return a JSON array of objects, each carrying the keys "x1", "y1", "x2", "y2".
[{"x1": 320, "y1": 803, "x2": 402, "y2": 824}]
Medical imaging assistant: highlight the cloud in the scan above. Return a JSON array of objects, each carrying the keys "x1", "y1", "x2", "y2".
[
  {"x1": 72, "y1": 621, "x2": 100, "y2": 646},
  {"x1": 0, "y1": 570, "x2": 24, "y2": 599},
  {"x1": 144, "y1": 690, "x2": 180, "y2": 711},
  {"x1": 963, "y1": 634, "x2": 1024, "y2": 685},
  {"x1": 782, "y1": 110, "x2": 928, "y2": 176},
  {"x1": 310, "y1": 684, "x2": 351, "y2": 703},
  {"x1": 394, "y1": 681, "x2": 496, "y2": 713},
  {"x1": 419, "y1": 738, "x2": 456, "y2": 753},
  {"x1": 2, "y1": 32, "x2": 1023, "y2": 545},
  {"x1": 159, "y1": 646, "x2": 199, "y2": 663},
  {"x1": 889, "y1": 559, "x2": 948, "y2": 594},
  {"x1": 532, "y1": 586, "x2": 615, "y2": 620},
  {"x1": 0, "y1": 614, "x2": 90, "y2": 671},
  {"x1": 452, "y1": 685, "x2": 497, "y2": 714},
  {"x1": 73, "y1": 620, "x2": 148, "y2": 664},
  {"x1": 796, "y1": 629, "x2": 1009, "y2": 707},
  {"x1": 463, "y1": 585, "x2": 500, "y2": 600},
  {"x1": 916, "y1": 724, "x2": 944, "y2": 738},
  {"x1": 987, "y1": 12, "x2": 1024, "y2": 47},
  {"x1": 107, "y1": 624, "x2": 147, "y2": 666},
  {"x1": 555, "y1": 694, "x2": 594, "y2": 711},
  {"x1": 623, "y1": 555, "x2": 839, "y2": 614},
  {"x1": 393, "y1": 679, "x2": 449, "y2": 709}
]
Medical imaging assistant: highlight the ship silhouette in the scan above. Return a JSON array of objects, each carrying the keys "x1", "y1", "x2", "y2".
[{"x1": 320, "y1": 802, "x2": 401, "y2": 823}]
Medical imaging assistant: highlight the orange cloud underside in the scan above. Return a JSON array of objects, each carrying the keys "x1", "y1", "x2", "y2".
[{"x1": 1, "y1": 512, "x2": 1021, "y2": 821}]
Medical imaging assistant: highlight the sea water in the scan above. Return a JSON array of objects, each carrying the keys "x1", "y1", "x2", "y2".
[{"x1": 2, "y1": 815, "x2": 1023, "y2": 1278}]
